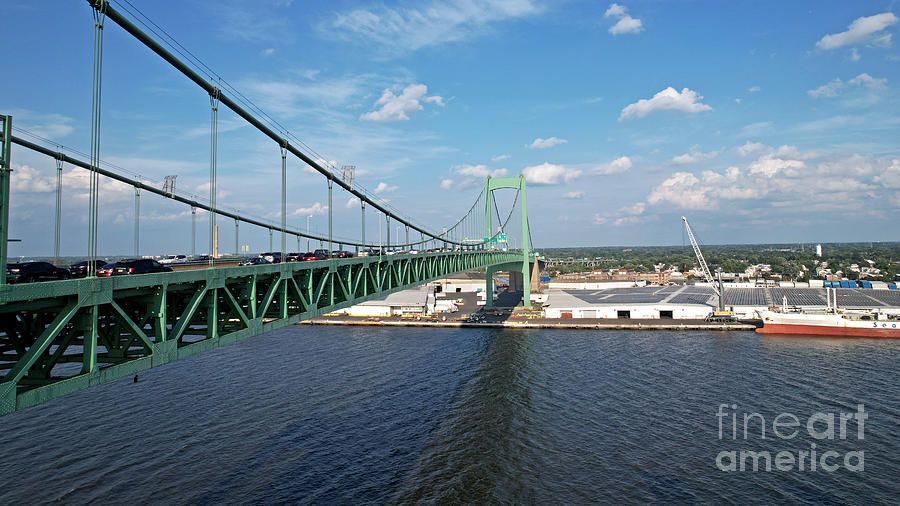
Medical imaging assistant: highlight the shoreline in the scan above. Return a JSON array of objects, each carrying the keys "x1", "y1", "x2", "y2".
[{"x1": 303, "y1": 317, "x2": 757, "y2": 331}]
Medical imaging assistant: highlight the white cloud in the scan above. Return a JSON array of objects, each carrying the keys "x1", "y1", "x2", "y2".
[
  {"x1": 604, "y1": 3, "x2": 643, "y2": 35},
  {"x1": 848, "y1": 73, "x2": 888, "y2": 89},
  {"x1": 734, "y1": 98, "x2": 742, "y2": 104},
  {"x1": 261, "y1": 48, "x2": 275, "y2": 56},
  {"x1": 604, "y1": 3, "x2": 626, "y2": 18},
  {"x1": 747, "y1": 156, "x2": 805, "y2": 178},
  {"x1": 292, "y1": 202, "x2": 328, "y2": 216},
  {"x1": 808, "y1": 73, "x2": 888, "y2": 98},
  {"x1": 816, "y1": 12, "x2": 898, "y2": 50},
  {"x1": 671, "y1": 147, "x2": 719, "y2": 165},
  {"x1": 748, "y1": 86, "x2": 761, "y2": 92},
  {"x1": 527, "y1": 137, "x2": 568, "y2": 149},
  {"x1": 345, "y1": 197, "x2": 359, "y2": 208},
  {"x1": 850, "y1": 48, "x2": 860, "y2": 61},
  {"x1": 373, "y1": 182, "x2": 398, "y2": 194},
  {"x1": 563, "y1": 191, "x2": 585, "y2": 199},
  {"x1": 440, "y1": 179, "x2": 454, "y2": 190},
  {"x1": 522, "y1": 163, "x2": 581, "y2": 185},
  {"x1": 456, "y1": 164, "x2": 508, "y2": 178},
  {"x1": 619, "y1": 87, "x2": 712, "y2": 121},
  {"x1": 593, "y1": 156, "x2": 633, "y2": 175},
  {"x1": 808, "y1": 79, "x2": 844, "y2": 98},
  {"x1": 610, "y1": 16, "x2": 643, "y2": 35},
  {"x1": 491, "y1": 154, "x2": 511, "y2": 161},
  {"x1": 873, "y1": 159, "x2": 900, "y2": 188},
  {"x1": 327, "y1": 0, "x2": 541, "y2": 53},
  {"x1": 360, "y1": 83, "x2": 443, "y2": 122},
  {"x1": 737, "y1": 141, "x2": 766, "y2": 156},
  {"x1": 594, "y1": 201, "x2": 646, "y2": 226}
]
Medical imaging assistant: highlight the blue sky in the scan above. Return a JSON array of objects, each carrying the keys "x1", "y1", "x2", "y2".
[{"x1": 2, "y1": 0, "x2": 899, "y2": 256}]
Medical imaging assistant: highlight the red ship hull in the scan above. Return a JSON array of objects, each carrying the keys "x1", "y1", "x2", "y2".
[{"x1": 757, "y1": 323, "x2": 900, "y2": 338}]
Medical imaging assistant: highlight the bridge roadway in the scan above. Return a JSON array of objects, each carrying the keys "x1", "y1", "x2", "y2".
[{"x1": 0, "y1": 250, "x2": 526, "y2": 415}]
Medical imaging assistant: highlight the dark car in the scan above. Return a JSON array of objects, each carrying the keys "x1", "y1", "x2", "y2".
[
  {"x1": 259, "y1": 252, "x2": 282, "y2": 263},
  {"x1": 68, "y1": 260, "x2": 107, "y2": 278},
  {"x1": 285, "y1": 252, "x2": 302, "y2": 262},
  {"x1": 96, "y1": 259, "x2": 173, "y2": 277},
  {"x1": 332, "y1": 250, "x2": 353, "y2": 259},
  {"x1": 6, "y1": 262, "x2": 71, "y2": 284},
  {"x1": 239, "y1": 257, "x2": 270, "y2": 266}
]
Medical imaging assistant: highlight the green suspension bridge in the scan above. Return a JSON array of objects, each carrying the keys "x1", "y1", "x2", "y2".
[{"x1": 0, "y1": 1, "x2": 537, "y2": 415}]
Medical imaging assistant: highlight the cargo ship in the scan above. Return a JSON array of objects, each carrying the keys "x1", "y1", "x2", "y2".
[{"x1": 757, "y1": 288, "x2": 900, "y2": 338}]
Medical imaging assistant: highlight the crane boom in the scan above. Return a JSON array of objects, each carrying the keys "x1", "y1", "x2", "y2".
[{"x1": 682, "y1": 216, "x2": 716, "y2": 289}]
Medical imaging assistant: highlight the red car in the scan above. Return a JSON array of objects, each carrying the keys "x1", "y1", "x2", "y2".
[{"x1": 301, "y1": 252, "x2": 318, "y2": 261}]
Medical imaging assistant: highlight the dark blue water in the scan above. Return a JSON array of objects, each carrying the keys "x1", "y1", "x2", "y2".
[{"x1": 1, "y1": 327, "x2": 898, "y2": 504}]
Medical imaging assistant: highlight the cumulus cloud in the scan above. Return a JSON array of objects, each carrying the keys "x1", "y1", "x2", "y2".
[
  {"x1": 345, "y1": 197, "x2": 359, "y2": 208},
  {"x1": 522, "y1": 163, "x2": 581, "y2": 185},
  {"x1": 671, "y1": 147, "x2": 719, "y2": 165},
  {"x1": 808, "y1": 73, "x2": 888, "y2": 98},
  {"x1": 737, "y1": 141, "x2": 766, "y2": 156},
  {"x1": 593, "y1": 156, "x2": 633, "y2": 175},
  {"x1": 619, "y1": 87, "x2": 712, "y2": 121},
  {"x1": 527, "y1": 137, "x2": 568, "y2": 149},
  {"x1": 440, "y1": 179, "x2": 454, "y2": 190},
  {"x1": 816, "y1": 12, "x2": 898, "y2": 50},
  {"x1": 640, "y1": 148, "x2": 897, "y2": 215},
  {"x1": 593, "y1": 201, "x2": 646, "y2": 227},
  {"x1": 604, "y1": 3, "x2": 626, "y2": 18},
  {"x1": 850, "y1": 47, "x2": 861, "y2": 61},
  {"x1": 373, "y1": 182, "x2": 398, "y2": 193},
  {"x1": 456, "y1": 164, "x2": 508, "y2": 178},
  {"x1": 360, "y1": 83, "x2": 444, "y2": 122},
  {"x1": 563, "y1": 191, "x2": 585, "y2": 199},
  {"x1": 604, "y1": 3, "x2": 643, "y2": 35},
  {"x1": 292, "y1": 202, "x2": 328, "y2": 216}
]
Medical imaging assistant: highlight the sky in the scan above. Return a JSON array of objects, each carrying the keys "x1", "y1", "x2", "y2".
[{"x1": 1, "y1": 0, "x2": 899, "y2": 256}]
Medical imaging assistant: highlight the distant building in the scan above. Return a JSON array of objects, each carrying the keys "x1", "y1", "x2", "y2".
[{"x1": 816, "y1": 244, "x2": 822, "y2": 257}]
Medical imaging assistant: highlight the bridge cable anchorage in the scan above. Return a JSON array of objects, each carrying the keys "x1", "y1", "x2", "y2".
[
  {"x1": 86, "y1": 0, "x2": 481, "y2": 246},
  {"x1": 87, "y1": 2, "x2": 106, "y2": 277},
  {"x1": 209, "y1": 87, "x2": 219, "y2": 266}
]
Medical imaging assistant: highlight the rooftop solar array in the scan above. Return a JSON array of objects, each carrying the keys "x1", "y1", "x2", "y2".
[
  {"x1": 862, "y1": 290, "x2": 900, "y2": 306},
  {"x1": 833, "y1": 289, "x2": 886, "y2": 307},
  {"x1": 769, "y1": 288, "x2": 827, "y2": 307},
  {"x1": 723, "y1": 288, "x2": 768, "y2": 306},
  {"x1": 554, "y1": 286, "x2": 900, "y2": 309}
]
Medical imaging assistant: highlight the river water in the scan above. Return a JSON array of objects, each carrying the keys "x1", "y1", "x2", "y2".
[{"x1": 1, "y1": 326, "x2": 898, "y2": 504}]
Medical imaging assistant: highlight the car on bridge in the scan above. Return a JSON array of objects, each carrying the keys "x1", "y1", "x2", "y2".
[
  {"x1": 332, "y1": 250, "x2": 353, "y2": 259},
  {"x1": 68, "y1": 259, "x2": 108, "y2": 278},
  {"x1": 239, "y1": 257, "x2": 270, "y2": 266},
  {"x1": 96, "y1": 259, "x2": 173, "y2": 277},
  {"x1": 6, "y1": 262, "x2": 72, "y2": 284},
  {"x1": 285, "y1": 252, "x2": 302, "y2": 262},
  {"x1": 259, "y1": 252, "x2": 282, "y2": 263},
  {"x1": 300, "y1": 252, "x2": 319, "y2": 261},
  {"x1": 158, "y1": 254, "x2": 188, "y2": 264}
]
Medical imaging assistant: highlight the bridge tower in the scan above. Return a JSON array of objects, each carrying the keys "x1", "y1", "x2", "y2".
[{"x1": 483, "y1": 175, "x2": 531, "y2": 308}]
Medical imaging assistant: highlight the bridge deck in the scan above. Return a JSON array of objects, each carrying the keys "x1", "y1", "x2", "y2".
[{"x1": 0, "y1": 251, "x2": 523, "y2": 414}]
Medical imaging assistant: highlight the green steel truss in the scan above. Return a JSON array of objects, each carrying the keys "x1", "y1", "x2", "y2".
[{"x1": 0, "y1": 250, "x2": 521, "y2": 415}]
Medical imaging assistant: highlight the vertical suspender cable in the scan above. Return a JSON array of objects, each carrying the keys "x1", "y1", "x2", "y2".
[
  {"x1": 54, "y1": 153, "x2": 63, "y2": 265},
  {"x1": 134, "y1": 187, "x2": 140, "y2": 256},
  {"x1": 88, "y1": 3, "x2": 105, "y2": 276},
  {"x1": 208, "y1": 87, "x2": 219, "y2": 265},
  {"x1": 281, "y1": 144, "x2": 287, "y2": 258}
]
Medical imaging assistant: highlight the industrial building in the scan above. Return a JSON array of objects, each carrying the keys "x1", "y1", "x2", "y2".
[{"x1": 543, "y1": 285, "x2": 900, "y2": 320}]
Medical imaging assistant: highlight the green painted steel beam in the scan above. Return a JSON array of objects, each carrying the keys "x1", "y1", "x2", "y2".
[{"x1": 0, "y1": 251, "x2": 528, "y2": 415}]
